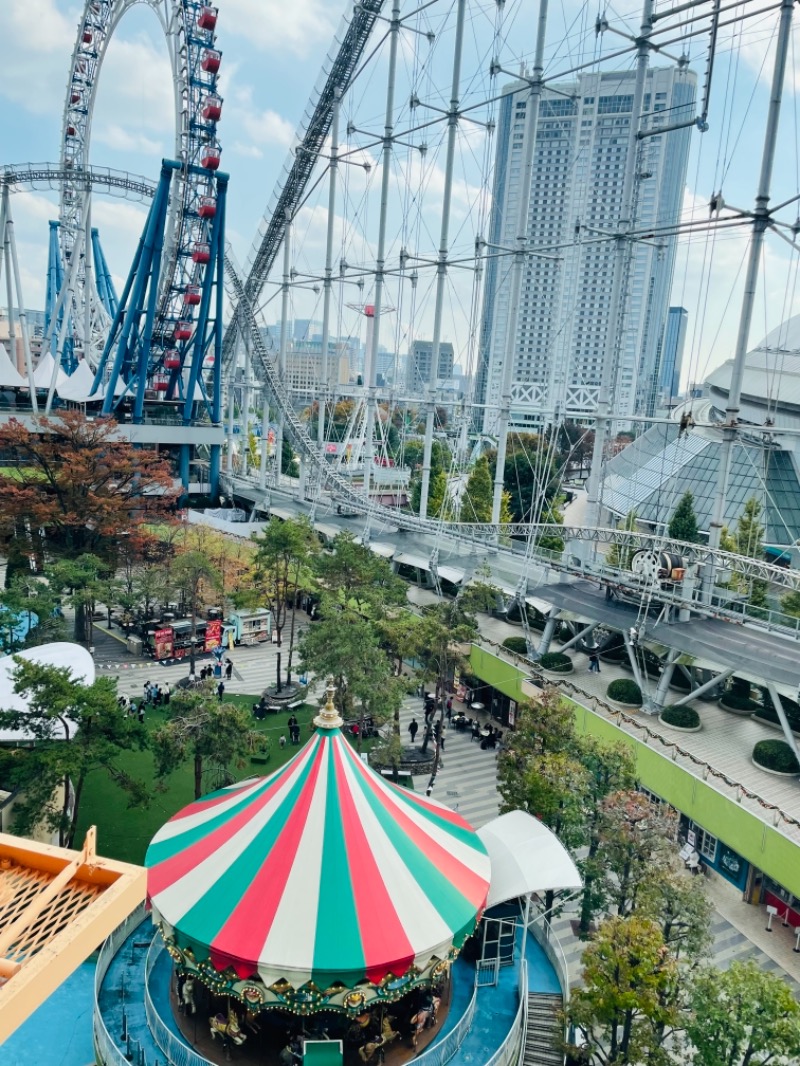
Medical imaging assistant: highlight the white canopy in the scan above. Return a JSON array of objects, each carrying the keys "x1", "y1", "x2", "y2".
[
  {"x1": 478, "y1": 810, "x2": 582, "y2": 907},
  {"x1": 0, "y1": 642, "x2": 95, "y2": 743},
  {"x1": 32, "y1": 352, "x2": 68, "y2": 390},
  {"x1": 0, "y1": 343, "x2": 27, "y2": 388},
  {"x1": 56, "y1": 360, "x2": 96, "y2": 402}
]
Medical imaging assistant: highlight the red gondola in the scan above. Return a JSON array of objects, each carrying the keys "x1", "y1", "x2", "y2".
[
  {"x1": 82, "y1": 30, "x2": 92, "y2": 45},
  {"x1": 153, "y1": 375, "x2": 170, "y2": 393},
  {"x1": 201, "y1": 49, "x2": 221, "y2": 74},
  {"x1": 174, "y1": 321, "x2": 192, "y2": 341},
  {"x1": 192, "y1": 242, "x2": 211, "y2": 264},
  {"x1": 184, "y1": 285, "x2": 202, "y2": 306},
  {"x1": 164, "y1": 352, "x2": 181, "y2": 370},
  {"x1": 198, "y1": 195, "x2": 216, "y2": 219},
  {"x1": 200, "y1": 147, "x2": 221, "y2": 170},
  {"x1": 197, "y1": 5, "x2": 218, "y2": 30},
  {"x1": 66, "y1": 125, "x2": 77, "y2": 138},
  {"x1": 201, "y1": 94, "x2": 222, "y2": 122},
  {"x1": 71, "y1": 90, "x2": 81, "y2": 104}
]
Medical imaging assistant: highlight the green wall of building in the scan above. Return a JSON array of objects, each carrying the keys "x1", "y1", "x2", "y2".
[{"x1": 469, "y1": 646, "x2": 800, "y2": 899}]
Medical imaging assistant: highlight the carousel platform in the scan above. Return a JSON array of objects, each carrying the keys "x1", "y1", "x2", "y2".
[{"x1": 94, "y1": 910, "x2": 561, "y2": 1066}]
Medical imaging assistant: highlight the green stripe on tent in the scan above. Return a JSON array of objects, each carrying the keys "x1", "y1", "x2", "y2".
[
  {"x1": 173, "y1": 740, "x2": 321, "y2": 949},
  {"x1": 146, "y1": 744, "x2": 316, "y2": 867},
  {"x1": 352, "y1": 762, "x2": 478, "y2": 938},
  {"x1": 311, "y1": 740, "x2": 366, "y2": 980}
]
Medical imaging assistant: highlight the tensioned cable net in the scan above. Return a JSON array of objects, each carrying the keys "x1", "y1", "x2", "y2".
[{"x1": 146, "y1": 719, "x2": 490, "y2": 1010}]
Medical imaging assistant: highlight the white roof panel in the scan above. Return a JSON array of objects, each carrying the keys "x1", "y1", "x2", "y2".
[{"x1": 479, "y1": 810, "x2": 582, "y2": 907}]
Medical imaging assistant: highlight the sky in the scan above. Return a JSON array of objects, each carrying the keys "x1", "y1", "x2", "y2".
[{"x1": 2, "y1": 0, "x2": 800, "y2": 393}]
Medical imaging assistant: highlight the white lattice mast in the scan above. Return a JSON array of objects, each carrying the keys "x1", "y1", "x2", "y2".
[
  {"x1": 276, "y1": 210, "x2": 293, "y2": 483},
  {"x1": 363, "y1": 1, "x2": 401, "y2": 503},
  {"x1": 418, "y1": 0, "x2": 467, "y2": 521},
  {"x1": 318, "y1": 88, "x2": 342, "y2": 461}
]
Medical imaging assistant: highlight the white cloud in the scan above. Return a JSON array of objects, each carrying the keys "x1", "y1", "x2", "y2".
[
  {"x1": 93, "y1": 123, "x2": 164, "y2": 156},
  {"x1": 220, "y1": 0, "x2": 336, "y2": 57},
  {"x1": 229, "y1": 86, "x2": 295, "y2": 152}
]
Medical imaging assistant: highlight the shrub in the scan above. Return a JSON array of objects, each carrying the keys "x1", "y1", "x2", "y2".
[
  {"x1": 607, "y1": 678, "x2": 642, "y2": 706},
  {"x1": 758, "y1": 688, "x2": 800, "y2": 732},
  {"x1": 539, "y1": 652, "x2": 573, "y2": 672},
  {"x1": 720, "y1": 693, "x2": 760, "y2": 712},
  {"x1": 502, "y1": 636, "x2": 530, "y2": 656},
  {"x1": 660, "y1": 705, "x2": 700, "y2": 729},
  {"x1": 753, "y1": 739, "x2": 800, "y2": 774},
  {"x1": 731, "y1": 676, "x2": 752, "y2": 698}
]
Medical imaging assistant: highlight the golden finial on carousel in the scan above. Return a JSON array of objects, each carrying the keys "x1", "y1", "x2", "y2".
[{"x1": 313, "y1": 679, "x2": 344, "y2": 730}]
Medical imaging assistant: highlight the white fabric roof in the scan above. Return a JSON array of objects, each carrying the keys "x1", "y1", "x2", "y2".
[
  {"x1": 437, "y1": 565, "x2": 465, "y2": 585},
  {"x1": 478, "y1": 810, "x2": 582, "y2": 907},
  {"x1": 395, "y1": 552, "x2": 431, "y2": 571},
  {"x1": 366, "y1": 542, "x2": 396, "y2": 559},
  {"x1": 525, "y1": 595, "x2": 553, "y2": 615},
  {"x1": 57, "y1": 360, "x2": 96, "y2": 401},
  {"x1": 32, "y1": 352, "x2": 68, "y2": 390},
  {"x1": 0, "y1": 643, "x2": 95, "y2": 743},
  {"x1": 0, "y1": 343, "x2": 27, "y2": 388}
]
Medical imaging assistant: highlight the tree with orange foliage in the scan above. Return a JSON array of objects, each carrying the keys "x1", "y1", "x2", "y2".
[{"x1": 0, "y1": 411, "x2": 179, "y2": 571}]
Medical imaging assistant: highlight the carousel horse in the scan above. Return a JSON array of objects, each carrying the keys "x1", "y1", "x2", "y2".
[
  {"x1": 409, "y1": 997, "x2": 441, "y2": 1049},
  {"x1": 209, "y1": 1010, "x2": 248, "y2": 1046},
  {"x1": 358, "y1": 1016, "x2": 399, "y2": 1063}
]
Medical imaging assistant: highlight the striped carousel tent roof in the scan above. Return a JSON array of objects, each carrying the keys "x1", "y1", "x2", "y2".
[{"x1": 145, "y1": 719, "x2": 491, "y2": 991}]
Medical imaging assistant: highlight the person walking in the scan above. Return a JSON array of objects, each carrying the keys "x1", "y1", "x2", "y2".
[
  {"x1": 589, "y1": 653, "x2": 600, "y2": 674},
  {"x1": 217, "y1": 679, "x2": 225, "y2": 701},
  {"x1": 225, "y1": 658, "x2": 233, "y2": 680},
  {"x1": 164, "y1": 682, "x2": 171, "y2": 706},
  {"x1": 446, "y1": 696, "x2": 453, "y2": 720},
  {"x1": 408, "y1": 718, "x2": 419, "y2": 745}
]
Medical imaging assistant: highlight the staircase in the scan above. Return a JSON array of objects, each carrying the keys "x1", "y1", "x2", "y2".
[{"x1": 523, "y1": 993, "x2": 563, "y2": 1066}]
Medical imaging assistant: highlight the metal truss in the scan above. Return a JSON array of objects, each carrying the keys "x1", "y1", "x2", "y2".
[{"x1": 0, "y1": 163, "x2": 157, "y2": 201}]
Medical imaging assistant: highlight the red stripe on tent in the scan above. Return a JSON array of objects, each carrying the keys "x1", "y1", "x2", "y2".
[
  {"x1": 208, "y1": 741, "x2": 326, "y2": 977},
  {"x1": 163, "y1": 779, "x2": 259, "y2": 822},
  {"x1": 147, "y1": 750, "x2": 313, "y2": 900},
  {"x1": 344, "y1": 744, "x2": 474, "y2": 831},
  {"x1": 333, "y1": 742, "x2": 415, "y2": 983},
  {"x1": 356, "y1": 752, "x2": 489, "y2": 910}
]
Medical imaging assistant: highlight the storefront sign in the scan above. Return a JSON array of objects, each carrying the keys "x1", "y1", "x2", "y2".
[
  {"x1": 154, "y1": 627, "x2": 173, "y2": 660},
  {"x1": 204, "y1": 619, "x2": 222, "y2": 652}
]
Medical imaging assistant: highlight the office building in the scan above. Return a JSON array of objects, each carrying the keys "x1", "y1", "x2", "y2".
[
  {"x1": 658, "y1": 306, "x2": 688, "y2": 406},
  {"x1": 406, "y1": 339, "x2": 454, "y2": 395},
  {"x1": 476, "y1": 66, "x2": 696, "y2": 432}
]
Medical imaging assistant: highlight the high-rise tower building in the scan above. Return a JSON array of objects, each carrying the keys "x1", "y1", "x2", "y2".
[
  {"x1": 406, "y1": 339, "x2": 455, "y2": 394},
  {"x1": 658, "y1": 306, "x2": 688, "y2": 406},
  {"x1": 476, "y1": 66, "x2": 696, "y2": 432}
]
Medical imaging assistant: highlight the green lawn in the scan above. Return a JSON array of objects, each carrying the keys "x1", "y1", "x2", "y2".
[{"x1": 74, "y1": 697, "x2": 380, "y2": 865}]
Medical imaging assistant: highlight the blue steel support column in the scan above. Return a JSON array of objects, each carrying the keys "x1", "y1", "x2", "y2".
[
  {"x1": 209, "y1": 176, "x2": 227, "y2": 498},
  {"x1": 98, "y1": 164, "x2": 171, "y2": 417},
  {"x1": 132, "y1": 172, "x2": 173, "y2": 424},
  {"x1": 44, "y1": 221, "x2": 61, "y2": 340},
  {"x1": 90, "y1": 233, "x2": 144, "y2": 399},
  {"x1": 91, "y1": 227, "x2": 119, "y2": 317}
]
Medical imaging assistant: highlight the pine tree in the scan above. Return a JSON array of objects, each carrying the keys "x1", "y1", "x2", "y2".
[
  {"x1": 734, "y1": 498, "x2": 768, "y2": 612},
  {"x1": 460, "y1": 456, "x2": 493, "y2": 522},
  {"x1": 668, "y1": 490, "x2": 699, "y2": 543},
  {"x1": 607, "y1": 510, "x2": 637, "y2": 570}
]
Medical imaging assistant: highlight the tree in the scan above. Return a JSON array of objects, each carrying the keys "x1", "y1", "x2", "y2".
[
  {"x1": 596, "y1": 791, "x2": 677, "y2": 918},
  {"x1": 409, "y1": 440, "x2": 452, "y2": 513},
  {"x1": 780, "y1": 588, "x2": 800, "y2": 619},
  {"x1": 0, "y1": 574, "x2": 64, "y2": 651},
  {"x1": 49, "y1": 553, "x2": 115, "y2": 645},
  {"x1": 0, "y1": 658, "x2": 148, "y2": 846},
  {"x1": 687, "y1": 960, "x2": 800, "y2": 1066},
  {"x1": 315, "y1": 534, "x2": 406, "y2": 618},
  {"x1": 668, "y1": 491, "x2": 699, "y2": 544},
  {"x1": 568, "y1": 915, "x2": 678, "y2": 1066},
  {"x1": 607, "y1": 510, "x2": 638, "y2": 570},
  {"x1": 416, "y1": 598, "x2": 478, "y2": 753},
  {"x1": 242, "y1": 517, "x2": 318, "y2": 692},
  {"x1": 376, "y1": 611, "x2": 426, "y2": 676},
  {"x1": 460, "y1": 456, "x2": 493, "y2": 522},
  {"x1": 733, "y1": 498, "x2": 768, "y2": 612},
  {"x1": 486, "y1": 433, "x2": 564, "y2": 523},
  {"x1": 0, "y1": 411, "x2": 177, "y2": 564},
  {"x1": 170, "y1": 551, "x2": 222, "y2": 676},
  {"x1": 151, "y1": 682, "x2": 261, "y2": 799}
]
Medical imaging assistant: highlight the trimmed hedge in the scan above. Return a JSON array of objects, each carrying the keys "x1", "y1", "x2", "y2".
[
  {"x1": 720, "y1": 694, "x2": 760, "y2": 712},
  {"x1": 758, "y1": 688, "x2": 800, "y2": 733},
  {"x1": 660, "y1": 705, "x2": 700, "y2": 729},
  {"x1": 607, "y1": 678, "x2": 643, "y2": 706},
  {"x1": 753, "y1": 739, "x2": 800, "y2": 774},
  {"x1": 502, "y1": 636, "x2": 530, "y2": 656},
  {"x1": 539, "y1": 652, "x2": 573, "y2": 672}
]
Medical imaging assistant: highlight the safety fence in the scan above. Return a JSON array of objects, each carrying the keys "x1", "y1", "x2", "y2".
[
  {"x1": 145, "y1": 938, "x2": 216, "y2": 1066},
  {"x1": 93, "y1": 903, "x2": 149, "y2": 1066},
  {"x1": 404, "y1": 979, "x2": 479, "y2": 1066},
  {"x1": 484, "y1": 961, "x2": 528, "y2": 1066}
]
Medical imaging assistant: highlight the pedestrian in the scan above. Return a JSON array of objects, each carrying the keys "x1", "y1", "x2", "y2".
[
  {"x1": 446, "y1": 696, "x2": 453, "y2": 719},
  {"x1": 138, "y1": 705, "x2": 145, "y2": 724},
  {"x1": 129, "y1": 701, "x2": 137, "y2": 718},
  {"x1": 408, "y1": 718, "x2": 419, "y2": 744},
  {"x1": 143, "y1": 681, "x2": 150, "y2": 704},
  {"x1": 217, "y1": 680, "x2": 225, "y2": 701},
  {"x1": 279, "y1": 735, "x2": 287, "y2": 749},
  {"x1": 589, "y1": 653, "x2": 600, "y2": 673},
  {"x1": 154, "y1": 685, "x2": 163, "y2": 707},
  {"x1": 225, "y1": 658, "x2": 233, "y2": 680},
  {"x1": 164, "y1": 682, "x2": 170, "y2": 706}
]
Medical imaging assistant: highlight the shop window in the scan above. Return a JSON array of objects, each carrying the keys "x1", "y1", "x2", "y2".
[{"x1": 691, "y1": 824, "x2": 718, "y2": 862}]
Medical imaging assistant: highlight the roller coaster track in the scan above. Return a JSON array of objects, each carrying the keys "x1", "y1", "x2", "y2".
[
  {"x1": 224, "y1": 253, "x2": 800, "y2": 597},
  {"x1": 221, "y1": 0, "x2": 387, "y2": 373},
  {"x1": 0, "y1": 163, "x2": 157, "y2": 201}
]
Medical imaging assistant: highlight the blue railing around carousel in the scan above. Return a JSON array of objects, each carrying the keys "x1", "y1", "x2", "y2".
[
  {"x1": 145, "y1": 937, "x2": 216, "y2": 1066},
  {"x1": 93, "y1": 902, "x2": 149, "y2": 1066},
  {"x1": 484, "y1": 961, "x2": 528, "y2": 1066},
  {"x1": 412, "y1": 979, "x2": 479, "y2": 1066}
]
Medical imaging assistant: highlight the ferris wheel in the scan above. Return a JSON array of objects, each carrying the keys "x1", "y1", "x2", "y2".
[{"x1": 56, "y1": 0, "x2": 226, "y2": 451}]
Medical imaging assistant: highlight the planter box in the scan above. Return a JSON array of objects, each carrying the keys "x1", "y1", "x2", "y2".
[
  {"x1": 608, "y1": 698, "x2": 642, "y2": 711},
  {"x1": 752, "y1": 714, "x2": 800, "y2": 739},
  {"x1": 719, "y1": 699, "x2": 759, "y2": 716},
  {"x1": 541, "y1": 664, "x2": 574, "y2": 677},
  {"x1": 751, "y1": 756, "x2": 799, "y2": 778},
  {"x1": 657, "y1": 714, "x2": 702, "y2": 733}
]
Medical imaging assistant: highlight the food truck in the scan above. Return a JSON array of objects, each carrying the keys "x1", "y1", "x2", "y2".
[
  {"x1": 143, "y1": 617, "x2": 223, "y2": 660},
  {"x1": 226, "y1": 608, "x2": 272, "y2": 646}
]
